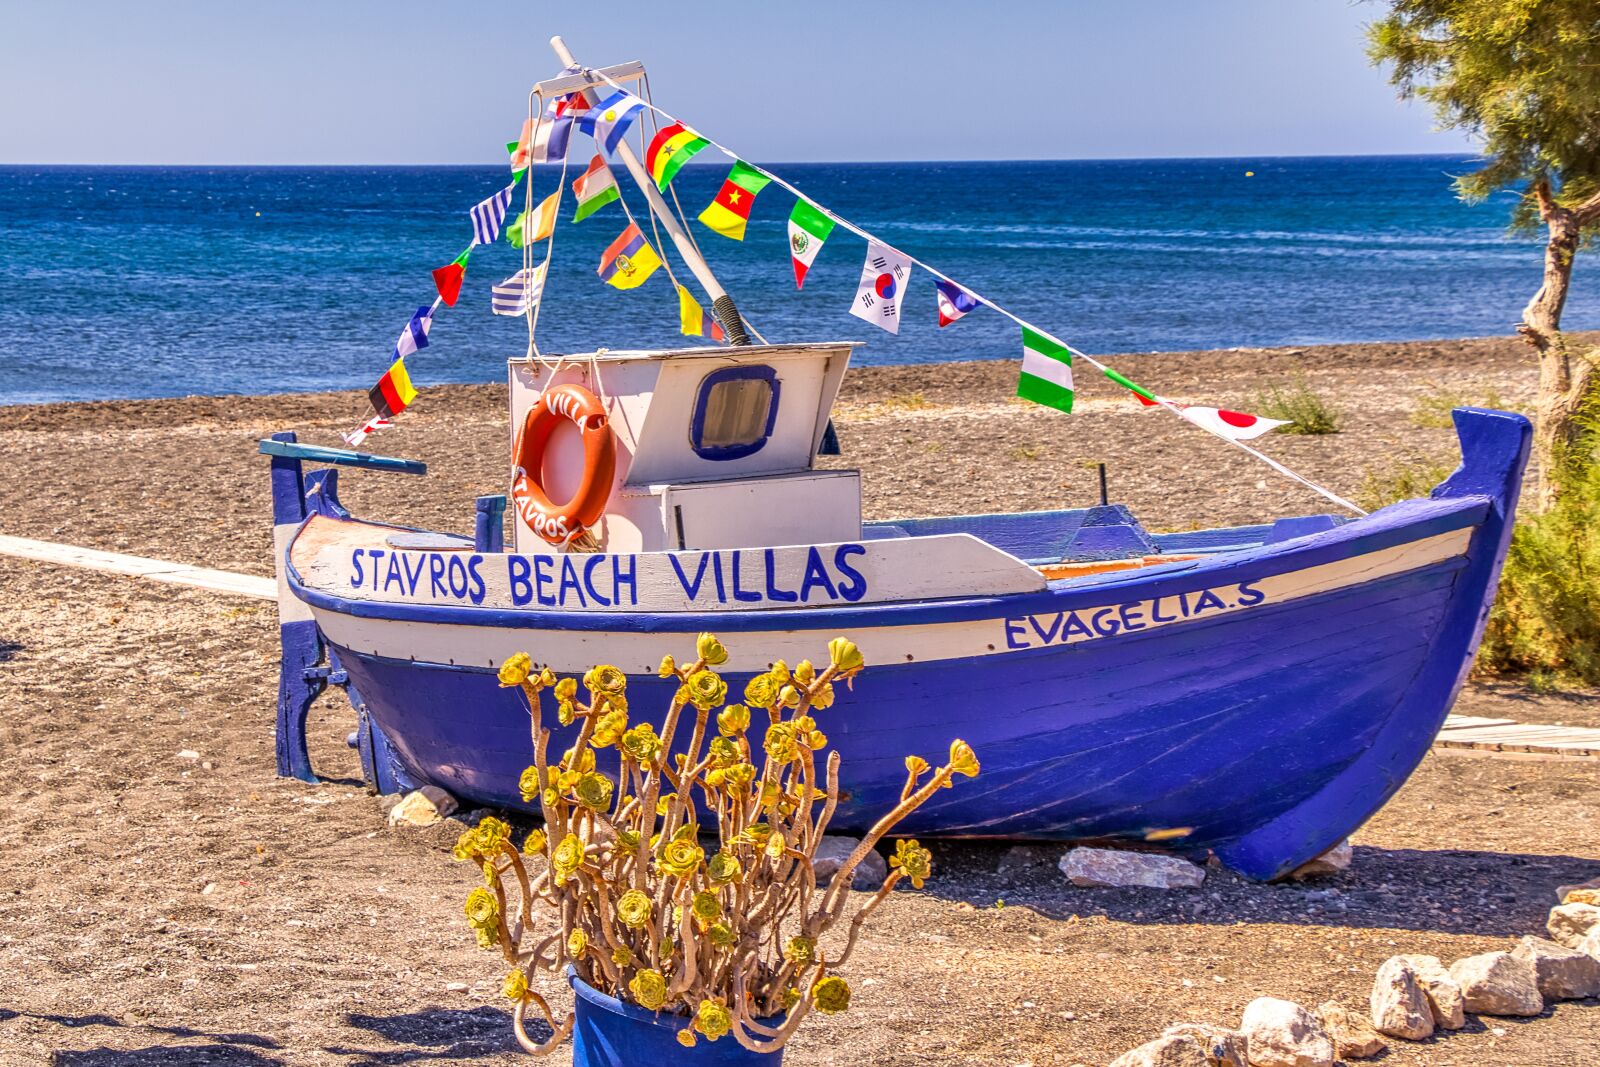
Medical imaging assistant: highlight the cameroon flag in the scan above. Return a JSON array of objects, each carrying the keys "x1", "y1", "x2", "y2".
[
  {"x1": 698, "y1": 161, "x2": 771, "y2": 240},
  {"x1": 368, "y1": 356, "x2": 418, "y2": 418}
]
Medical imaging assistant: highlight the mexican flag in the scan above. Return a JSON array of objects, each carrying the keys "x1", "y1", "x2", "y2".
[
  {"x1": 1017, "y1": 327, "x2": 1075, "y2": 413},
  {"x1": 787, "y1": 200, "x2": 834, "y2": 289},
  {"x1": 572, "y1": 155, "x2": 619, "y2": 223}
]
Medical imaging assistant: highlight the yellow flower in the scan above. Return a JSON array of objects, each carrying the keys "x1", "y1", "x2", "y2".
[
  {"x1": 707, "y1": 919, "x2": 735, "y2": 946},
  {"x1": 575, "y1": 772, "x2": 614, "y2": 811},
  {"x1": 464, "y1": 887, "x2": 498, "y2": 931},
  {"x1": 584, "y1": 664, "x2": 628, "y2": 697},
  {"x1": 591, "y1": 707, "x2": 628, "y2": 748},
  {"x1": 694, "y1": 999, "x2": 732, "y2": 1042},
  {"x1": 890, "y1": 839, "x2": 933, "y2": 889},
  {"x1": 811, "y1": 975, "x2": 851, "y2": 1014},
  {"x1": 551, "y1": 832, "x2": 585, "y2": 884},
  {"x1": 629, "y1": 968, "x2": 668, "y2": 1011},
  {"x1": 948, "y1": 739, "x2": 980, "y2": 778},
  {"x1": 658, "y1": 834, "x2": 705, "y2": 878},
  {"x1": 764, "y1": 831, "x2": 786, "y2": 859},
  {"x1": 827, "y1": 637, "x2": 864, "y2": 675},
  {"x1": 554, "y1": 677, "x2": 577, "y2": 702},
  {"x1": 537, "y1": 667, "x2": 557, "y2": 688},
  {"x1": 502, "y1": 968, "x2": 528, "y2": 1000},
  {"x1": 782, "y1": 987, "x2": 801, "y2": 1010},
  {"x1": 777, "y1": 684, "x2": 802, "y2": 709},
  {"x1": 763, "y1": 722, "x2": 799, "y2": 764},
  {"x1": 691, "y1": 890, "x2": 722, "y2": 923},
  {"x1": 655, "y1": 793, "x2": 676, "y2": 817},
  {"x1": 708, "y1": 762, "x2": 755, "y2": 792},
  {"x1": 676, "y1": 1028, "x2": 696, "y2": 1048},
  {"x1": 616, "y1": 889, "x2": 653, "y2": 929},
  {"x1": 806, "y1": 728, "x2": 828, "y2": 750},
  {"x1": 522, "y1": 828, "x2": 546, "y2": 856},
  {"x1": 707, "y1": 851, "x2": 743, "y2": 884},
  {"x1": 696, "y1": 632, "x2": 729, "y2": 666},
  {"x1": 518, "y1": 765, "x2": 542, "y2": 804},
  {"x1": 567, "y1": 928, "x2": 587, "y2": 958},
  {"x1": 618, "y1": 828, "x2": 641, "y2": 851},
  {"x1": 657, "y1": 653, "x2": 677, "y2": 678},
  {"x1": 620, "y1": 722, "x2": 663, "y2": 762},
  {"x1": 794, "y1": 659, "x2": 816, "y2": 684},
  {"x1": 684, "y1": 669, "x2": 728, "y2": 711},
  {"x1": 783, "y1": 936, "x2": 815, "y2": 965},
  {"x1": 611, "y1": 945, "x2": 634, "y2": 966},
  {"x1": 768, "y1": 660, "x2": 790, "y2": 684},
  {"x1": 716, "y1": 703, "x2": 750, "y2": 737},
  {"x1": 810, "y1": 683, "x2": 835, "y2": 710},
  {"x1": 743, "y1": 673, "x2": 778, "y2": 710},
  {"x1": 497, "y1": 652, "x2": 533, "y2": 687},
  {"x1": 450, "y1": 831, "x2": 477, "y2": 863},
  {"x1": 904, "y1": 755, "x2": 929, "y2": 779},
  {"x1": 475, "y1": 816, "x2": 511, "y2": 851},
  {"x1": 556, "y1": 699, "x2": 576, "y2": 726},
  {"x1": 561, "y1": 746, "x2": 596, "y2": 773},
  {"x1": 736, "y1": 824, "x2": 772, "y2": 850}
]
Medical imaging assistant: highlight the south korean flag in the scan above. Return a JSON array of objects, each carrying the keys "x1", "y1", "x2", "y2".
[{"x1": 849, "y1": 241, "x2": 913, "y2": 334}]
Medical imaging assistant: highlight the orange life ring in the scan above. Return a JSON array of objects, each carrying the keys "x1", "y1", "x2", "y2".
[{"x1": 510, "y1": 383, "x2": 617, "y2": 546}]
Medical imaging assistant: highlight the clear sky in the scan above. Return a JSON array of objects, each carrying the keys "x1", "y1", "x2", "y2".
[{"x1": 0, "y1": 0, "x2": 1472, "y2": 165}]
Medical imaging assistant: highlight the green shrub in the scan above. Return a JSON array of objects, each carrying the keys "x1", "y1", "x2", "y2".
[
  {"x1": 1253, "y1": 373, "x2": 1341, "y2": 434},
  {"x1": 1356, "y1": 457, "x2": 1455, "y2": 511},
  {"x1": 1410, "y1": 385, "x2": 1509, "y2": 429}
]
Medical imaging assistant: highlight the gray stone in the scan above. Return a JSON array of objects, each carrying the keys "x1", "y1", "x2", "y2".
[
  {"x1": 1315, "y1": 1001, "x2": 1385, "y2": 1060},
  {"x1": 812, "y1": 835, "x2": 888, "y2": 889},
  {"x1": 1394, "y1": 954, "x2": 1465, "y2": 1030},
  {"x1": 1287, "y1": 841, "x2": 1353, "y2": 881},
  {"x1": 1059, "y1": 846, "x2": 1205, "y2": 890},
  {"x1": 1449, "y1": 951, "x2": 1543, "y2": 1017},
  {"x1": 1108, "y1": 1033, "x2": 1212, "y2": 1067},
  {"x1": 388, "y1": 785, "x2": 457, "y2": 827},
  {"x1": 1512, "y1": 936, "x2": 1600, "y2": 1000},
  {"x1": 1369, "y1": 957, "x2": 1434, "y2": 1041},
  {"x1": 1238, "y1": 997, "x2": 1334, "y2": 1067},
  {"x1": 1547, "y1": 902, "x2": 1600, "y2": 948},
  {"x1": 1160, "y1": 1023, "x2": 1248, "y2": 1067}
]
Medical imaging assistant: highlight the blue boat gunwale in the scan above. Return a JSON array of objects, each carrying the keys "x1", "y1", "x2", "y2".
[{"x1": 284, "y1": 491, "x2": 1489, "y2": 634}]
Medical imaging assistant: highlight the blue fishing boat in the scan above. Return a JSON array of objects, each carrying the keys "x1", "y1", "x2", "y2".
[{"x1": 260, "y1": 43, "x2": 1530, "y2": 881}]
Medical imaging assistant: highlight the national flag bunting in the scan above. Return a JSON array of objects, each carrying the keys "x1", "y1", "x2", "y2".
[
  {"x1": 1103, "y1": 366, "x2": 1160, "y2": 406},
  {"x1": 1174, "y1": 406, "x2": 1290, "y2": 440},
  {"x1": 579, "y1": 90, "x2": 646, "y2": 155},
  {"x1": 368, "y1": 356, "x2": 418, "y2": 419},
  {"x1": 935, "y1": 279, "x2": 981, "y2": 327},
  {"x1": 1017, "y1": 327, "x2": 1075, "y2": 413},
  {"x1": 698, "y1": 161, "x2": 771, "y2": 240},
  {"x1": 507, "y1": 191, "x2": 560, "y2": 248},
  {"x1": 677, "y1": 284, "x2": 726, "y2": 342},
  {"x1": 343, "y1": 414, "x2": 393, "y2": 448},
  {"x1": 849, "y1": 241, "x2": 912, "y2": 334},
  {"x1": 508, "y1": 97, "x2": 577, "y2": 174},
  {"x1": 787, "y1": 200, "x2": 835, "y2": 289},
  {"x1": 470, "y1": 182, "x2": 517, "y2": 246},
  {"x1": 431, "y1": 249, "x2": 471, "y2": 307},
  {"x1": 394, "y1": 305, "x2": 433, "y2": 360},
  {"x1": 645, "y1": 123, "x2": 711, "y2": 190},
  {"x1": 491, "y1": 263, "x2": 548, "y2": 316},
  {"x1": 572, "y1": 155, "x2": 620, "y2": 222},
  {"x1": 597, "y1": 222, "x2": 662, "y2": 290}
]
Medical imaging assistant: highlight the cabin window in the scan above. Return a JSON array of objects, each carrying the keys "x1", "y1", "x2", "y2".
[{"x1": 691, "y1": 365, "x2": 781, "y2": 461}]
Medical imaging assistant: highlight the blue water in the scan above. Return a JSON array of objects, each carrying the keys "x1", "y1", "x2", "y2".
[{"x1": 0, "y1": 157, "x2": 1586, "y2": 405}]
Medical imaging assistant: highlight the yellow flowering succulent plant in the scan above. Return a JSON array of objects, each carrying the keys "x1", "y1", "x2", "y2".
[{"x1": 450, "y1": 635, "x2": 977, "y2": 1055}]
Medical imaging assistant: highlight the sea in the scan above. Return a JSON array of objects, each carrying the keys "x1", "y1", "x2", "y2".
[{"x1": 1, "y1": 156, "x2": 1590, "y2": 406}]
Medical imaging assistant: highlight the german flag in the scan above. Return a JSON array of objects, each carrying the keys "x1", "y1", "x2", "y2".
[{"x1": 368, "y1": 356, "x2": 418, "y2": 418}]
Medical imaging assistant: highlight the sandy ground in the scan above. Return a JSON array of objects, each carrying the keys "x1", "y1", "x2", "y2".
[{"x1": 1, "y1": 335, "x2": 1597, "y2": 1065}]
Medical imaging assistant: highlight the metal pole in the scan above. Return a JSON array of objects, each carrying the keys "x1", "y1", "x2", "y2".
[{"x1": 548, "y1": 36, "x2": 752, "y2": 345}]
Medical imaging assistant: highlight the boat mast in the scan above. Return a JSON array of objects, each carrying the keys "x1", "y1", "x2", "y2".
[{"x1": 548, "y1": 35, "x2": 753, "y2": 346}]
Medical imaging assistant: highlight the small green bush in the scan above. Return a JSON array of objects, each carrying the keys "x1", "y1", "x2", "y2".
[{"x1": 1253, "y1": 373, "x2": 1341, "y2": 435}]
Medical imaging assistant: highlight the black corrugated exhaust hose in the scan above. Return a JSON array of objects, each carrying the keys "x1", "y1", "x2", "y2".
[{"x1": 712, "y1": 295, "x2": 752, "y2": 347}]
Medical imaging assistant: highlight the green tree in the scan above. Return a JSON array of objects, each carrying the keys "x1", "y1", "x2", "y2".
[{"x1": 1368, "y1": 0, "x2": 1600, "y2": 506}]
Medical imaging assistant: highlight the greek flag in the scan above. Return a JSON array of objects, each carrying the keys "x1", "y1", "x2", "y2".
[
  {"x1": 490, "y1": 263, "x2": 547, "y2": 316},
  {"x1": 470, "y1": 182, "x2": 516, "y2": 246}
]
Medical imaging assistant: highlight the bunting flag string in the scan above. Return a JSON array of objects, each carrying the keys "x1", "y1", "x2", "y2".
[
  {"x1": 432, "y1": 248, "x2": 471, "y2": 307},
  {"x1": 849, "y1": 241, "x2": 911, "y2": 335},
  {"x1": 491, "y1": 262, "x2": 549, "y2": 317},
  {"x1": 470, "y1": 181, "x2": 518, "y2": 246},
  {"x1": 935, "y1": 279, "x2": 981, "y2": 327},
  {"x1": 572, "y1": 155, "x2": 620, "y2": 222},
  {"x1": 342, "y1": 414, "x2": 393, "y2": 448},
  {"x1": 646, "y1": 123, "x2": 712, "y2": 190},
  {"x1": 677, "y1": 284, "x2": 726, "y2": 342},
  {"x1": 787, "y1": 200, "x2": 834, "y2": 289},
  {"x1": 581, "y1": 67, "x2": 1365, "y2": 515},
  {"x1": 507, "y1": 191, "x2": 560, "y2": 249},
  {"x1": 598, "y1": 222, "x2": 662, "y2": 290},
  {"x1": 578, "y1": 89, "x2": 647, "y2": 155}
]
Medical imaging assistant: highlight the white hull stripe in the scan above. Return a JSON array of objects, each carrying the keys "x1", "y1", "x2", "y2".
[{"x1": 309, "y1": 528, "x2": 1471, "y2": 672}]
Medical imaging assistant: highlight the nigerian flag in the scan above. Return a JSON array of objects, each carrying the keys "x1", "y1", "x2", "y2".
[{"x1": 1017, "y1": 327, "x2": 1075, "y2": 412}]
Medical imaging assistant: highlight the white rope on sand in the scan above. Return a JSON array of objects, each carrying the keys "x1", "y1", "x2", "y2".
[{"x1": 581, "y1": 67, "x2": 1366, "y2": 517}]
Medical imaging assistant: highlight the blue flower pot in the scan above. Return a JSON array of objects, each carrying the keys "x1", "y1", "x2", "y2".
[{"x1": 567, "y1": 968, "x2": 785, "y2": 1066}]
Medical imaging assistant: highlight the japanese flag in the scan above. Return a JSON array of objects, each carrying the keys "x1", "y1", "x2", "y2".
[
  {"x1": 1173, "y1": 404, "x2": 1289, "y2": 441},
  {"x1": 849, "y1": 241, "x2": 913, "y2": 334}
]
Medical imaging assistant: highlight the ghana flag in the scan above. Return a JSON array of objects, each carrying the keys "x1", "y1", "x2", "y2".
[
  {"x1": 598, "y1": 222, "x2": 662, "y2": 289},
  {"x1": 646, "y1": 123, "x2": 710, "y2": 190},
  {"x1": 698, "y1": 161, "x2": 771, "y2": 240},
  {"x1": 368, "y1": 356, "x2": 418, "y2": 418}
]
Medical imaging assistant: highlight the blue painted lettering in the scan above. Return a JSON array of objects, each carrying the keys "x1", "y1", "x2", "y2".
[
  {"x1": 711, "y1": 551, "x2": 727, "y2": 601},
  {"x1": 467, "y1": 555, "x2": 486, "y2": 605},
  {"x1": 613, "y1": 555, "x2": 637, "y2": 606},
  {"x1": 558, "y1": 555, "x2": 587, "y2": 608},
  {"x1": 1151, "y1": 596, "x2": 1179, "y2": 623},
  {"x1": 534, "y1": 555, "x2": 556, "y2": 606},
  {"x1": 1004, "y1": 617, "x2": 1030, "y2": 649},
  {"x1": 508, "y1": 556, "x2": 533, "y2": 606},
  {"x1": 402, "y1": 553, "x2": 426, "y2": 596},
  {"x1": 833, "y1": 544, "x2": 868, "y2": 603},
  {"x1": 763, "y1": 549, "x2": 798, "y2": 603},
  {"x1": 367, "y1": 549, "x2": 386, "y2": 591},
  {"x1": 1029, "y1": 613, "x2": 1064, "y2": 644},
  {"x1": 1192, "y1": 588, "x2": 1228, "y2": 614},
  {"x1": 429, "y1": 553, "x2": 448, "y2": 597},
  {"x1": 350, "y1": 548, "x2": 365, "y2": 588},
  {"x1": 1236, "y1": 580, "x2": 1265, "y2": 606},
  {"x1": 383, "y1": 552, "x2": 406, "y2": 593},
  {"x1": 1090, "y1": 608, "x2": 1122, "y2": 637},
  {"x1": 730, "y1": 550, "x2": 762, "y2": 603},
  {"x1": 1119, "y1": 602, "x2": 1147, "y2": 631},
  {"x1": 668, "y1": 553, "x2": 711, "y2": 600},
  {"x1": 797, "y1": 546, "x2": 839, "y2": 602},
  {"x1": 1062, "y1": 612, "x2": 1095, "y2": 640},
  {"x1": 447, "y1": 556, "x2": 469, "y2": 598},
  {"x1": 583, "y1": 555, "x2": 611, "y2": 607}
]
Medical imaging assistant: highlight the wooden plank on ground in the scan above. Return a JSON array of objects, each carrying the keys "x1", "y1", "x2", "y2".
[{"x1": 0, "y1": 534, "x2": 274, "y2": 600}]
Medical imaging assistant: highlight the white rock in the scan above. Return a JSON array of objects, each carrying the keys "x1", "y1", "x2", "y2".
[
  {"x1": 1108, "y1": 1033, "x2": 1212, "y2": 1067},
  {"x1": 1394, "y1": 954, "x2": 1465, "y2": 1030},
  {"x1": 1581, "y1": 927, "x2": 1600, "y2": 959},
  {"x1": 1160, "y1": 1023, "x2": 1248, "y2": 1067},
  {"x1": 1287, "y1": 841, "x2": 1353, "y2": 880},
  {"x1": 1512, "y1": 936, "x2": 1600, "y2": 1000},
  {"x1": 1059, "y1": 847, "x2": 1205, "y2": 890},
  {"x1": 177, "y1": 749, "x2": 200, "y2": 760},
  {"x1": 1368, "y1": 957, "x2": 1434, "y2": 1041},
  {"x1": 1238, "y1": 997, "x2": 1334, "y2": 1067},
  {"x1": 1448, "y1": 951, "x2": 1543, "y2": 1017},
  {"x1": 812, "y1": 835, "x2": 887, "y2": 888},
  {"x1": 1546, "y1": 902, "x2": 1600, "y2": 948},
  {"x1": 387, "y1": 785, "x2": 457, "y2": 827},
  {"x1": 1315, "y1": 1001, "x2": 1385, "y2": 1060}
]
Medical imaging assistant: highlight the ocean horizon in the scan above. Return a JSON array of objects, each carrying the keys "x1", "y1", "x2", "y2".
[{"x1": 1, "y1": 154, "x2": 1587, "y2": 406}]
